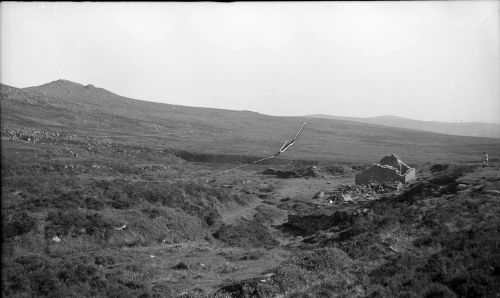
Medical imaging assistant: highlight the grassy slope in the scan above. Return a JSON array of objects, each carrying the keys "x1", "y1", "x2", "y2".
[{"x1": 1, "y1": 80, "x2": 498, "y2": 164}]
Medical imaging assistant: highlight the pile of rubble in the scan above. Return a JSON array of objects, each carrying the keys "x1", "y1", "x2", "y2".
[{"x1": 313, "y1": 182, "x2": 402, "y2": 203}]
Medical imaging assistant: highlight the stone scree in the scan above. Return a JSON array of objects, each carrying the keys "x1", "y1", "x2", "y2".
[{"x1": 355, "y1": 154, "x2": 416, "y2": 185}]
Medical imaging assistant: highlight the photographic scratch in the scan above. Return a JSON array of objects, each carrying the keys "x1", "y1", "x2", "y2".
[{"x1": 478, "y1": 11, "x2": 492, "y2": 25}]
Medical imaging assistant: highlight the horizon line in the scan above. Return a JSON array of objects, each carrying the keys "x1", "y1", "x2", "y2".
[{"x1": 3, "y1": 78, "x2": 500, "y2": 126}]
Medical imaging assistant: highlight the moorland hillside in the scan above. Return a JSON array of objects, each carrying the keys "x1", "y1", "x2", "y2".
[{"x1": 2, "y1": 80, "x2": 500, "y2": 163}]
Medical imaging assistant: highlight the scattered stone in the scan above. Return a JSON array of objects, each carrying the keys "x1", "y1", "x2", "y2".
[
  {"x1": 342, "y1": 194, "x2": 353, "y2": 202},
  {"x1": 457, "y1": 184, "x2": 468, "y2": 190},
  {"x1": 115, "y1": 224, "x2": 127, "y2": 231}
]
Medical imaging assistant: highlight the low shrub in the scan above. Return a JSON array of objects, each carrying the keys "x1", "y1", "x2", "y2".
[
  {"x1": 84, "y1": 196, "x2": 105, "y2": 210},
  {"x1": 150, "y1": 283, "x2": 175, "y2": 298},
  {"x1": 3, "y1": 211, "x2": 36, "y2": 239},
  {"x1": 52, "y1": 191, "x2": 86, "y2": 209},
  {"x1": 106, "y1": 190, "x2": 134, "y2": 209},
  {"x1": 58, "y1": 262, "x2": 100, "y2": 284},
  {"x1": 322, "y1": 164, "x2": 351, "y2": 175},
  {"x1": 142, "y1": 207, "x2": 164, "y2": 219},
  {"x1": 287, "y1": 248, "x2": 354, "y2": 272},
  {"x1": 281, "y1": 211, "x2": 354, "y2": 237},
  {"x1": 45, "y1": 211, "x2": 112, "y2": 239},
  {"x1": 287, "y1": 280, "x2": 351, "y2": 298},
  {"x1": 3, "y1": 256, "x2": 60, "y2": 297}
]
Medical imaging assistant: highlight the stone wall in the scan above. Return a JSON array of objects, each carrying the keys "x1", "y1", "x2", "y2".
[{"x1": 355, "y1": 154, "x2": 416, "y2": 185}]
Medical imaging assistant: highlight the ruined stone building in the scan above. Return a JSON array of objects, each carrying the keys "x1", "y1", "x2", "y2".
[{"x1": 355, "y1": 154, "x2": 416, "y2": 185}]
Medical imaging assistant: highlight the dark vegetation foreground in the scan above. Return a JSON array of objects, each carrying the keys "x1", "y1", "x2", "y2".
[
  {"x1": 2, "y1": 81, "x2": 500, "y2": 297},
  {"x1": 3, "y1": 132, "x2": 500, "y2": 298},
  {"x1": 222, "y1": 164, "x2": 500, "y2": 298}
]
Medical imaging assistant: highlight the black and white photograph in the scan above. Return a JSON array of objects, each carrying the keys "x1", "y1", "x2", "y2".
[{"x1": 1, "y1": 1, "x2": 499, "y2": 297}]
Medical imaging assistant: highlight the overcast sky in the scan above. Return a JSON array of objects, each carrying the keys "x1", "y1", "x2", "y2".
[{"x1": 1, "y1": 1, "x2": 499, "y2": 123}]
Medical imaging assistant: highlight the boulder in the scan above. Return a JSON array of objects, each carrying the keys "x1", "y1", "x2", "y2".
[{"x1": 355, "y1": 154, "x2": 416, "y2": 185}]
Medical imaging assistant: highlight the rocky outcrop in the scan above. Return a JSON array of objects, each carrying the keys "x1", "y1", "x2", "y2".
[{"x1": 355, "y1": 154, "x2": 415, "y2": 185}]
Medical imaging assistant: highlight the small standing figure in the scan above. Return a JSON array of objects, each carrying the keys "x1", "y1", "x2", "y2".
[
  {"x1": 482, "y1": 151, "x2": 489, "y2": 167},
  {"x1": 396, "y1": 181, "x2": 403, "y2": 192}
]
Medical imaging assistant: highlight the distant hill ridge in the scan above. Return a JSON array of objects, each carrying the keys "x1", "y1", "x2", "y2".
[
  {"x1": 24, "y1": 80, "x2": 500, "y2": 138},
  {"x1": 2, "y1": 79, "x2": 500, "y2": 163},
  {"x1": 20, "y1": 79, "x2": 500, "y2": 139},
  {"x1": 307, "y1": 114, "x2": 500, "y2": 138},
  {"x1": 24, "y1": 79, "x2": 137, "y2": 107}
]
